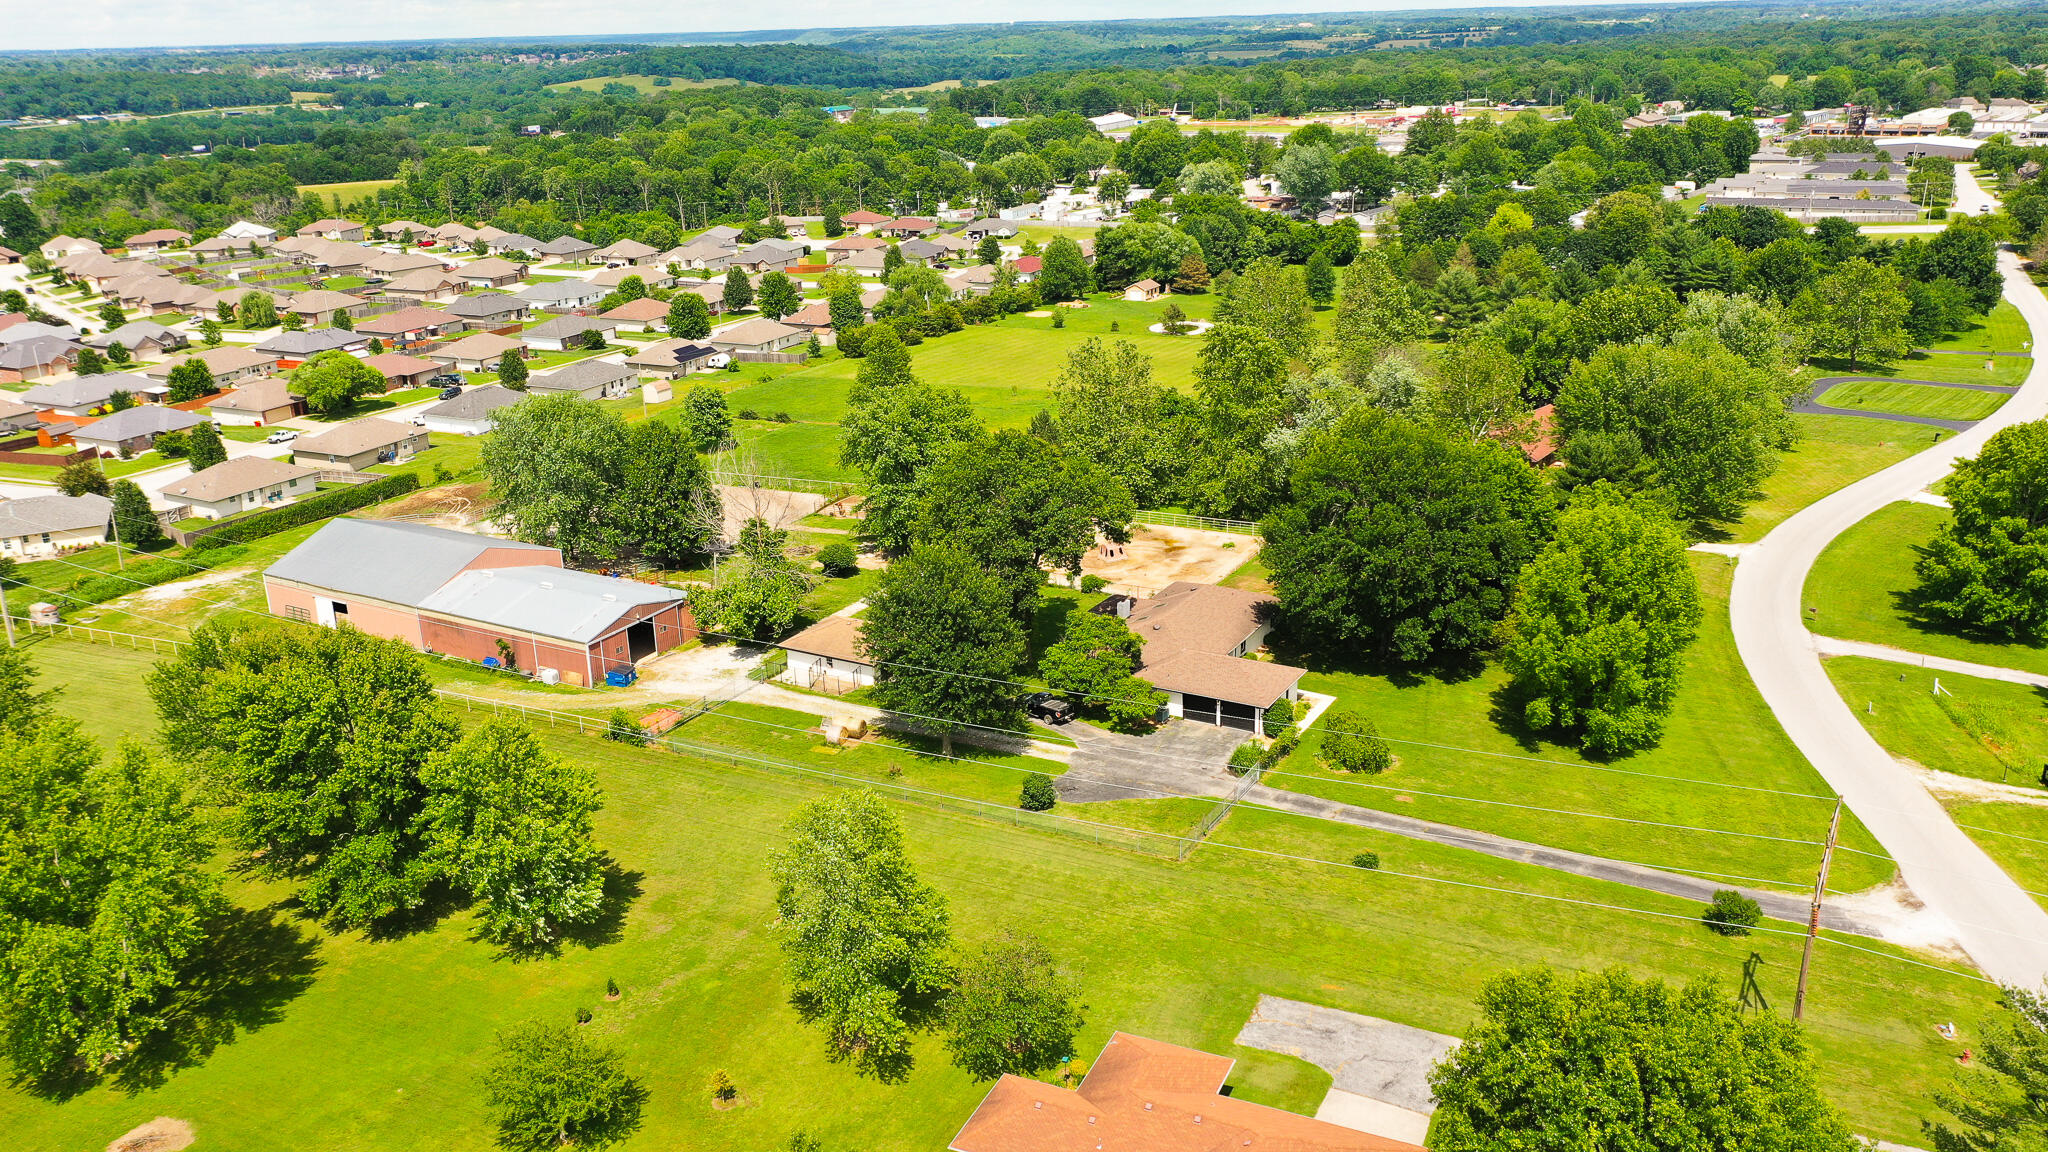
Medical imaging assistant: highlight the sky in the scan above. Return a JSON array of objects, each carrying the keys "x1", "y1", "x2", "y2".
[{"x1": 1, "y1": 0, "x2": 1666, "y2": 53}]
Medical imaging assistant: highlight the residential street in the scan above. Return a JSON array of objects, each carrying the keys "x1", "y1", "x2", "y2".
[{"x1": 1730, "y1": 249, "x2": 2048, "y2": 990}]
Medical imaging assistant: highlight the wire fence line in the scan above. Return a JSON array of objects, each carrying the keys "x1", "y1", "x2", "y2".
[{"x1": 715, "y1": 471, "x2": 1259, "y2": 536}]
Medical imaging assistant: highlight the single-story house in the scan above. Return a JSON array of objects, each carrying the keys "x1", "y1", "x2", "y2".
[
  {"x1": 1123, "y1": 278, "x2": 1164, "y2": 302},
  {"x1": 729, "y1": 239, "x2": 806, "y2": 273},
  {"x1": 85, "y1": 321, "x2": 188, "y2": 358},
  {"x1": 1108, "y1": 581, "x2": 1304, "y2": 731},
  {"x1": 958, "y1": 219, "x2": 1017, "y2": 242},
  {"x1": 878, "y1": 216, "x2": 938, "y2": 238},
  {"x1": 595, "y1": 238, "x2": 659, "y2": 265},
  {"x1": 487, "y1": 232, "x2": 543, "y2": 255},
  {"x1": 189, "y1": 235, "x2": 256, "y2": 259},
  {"x1": 0, "y1": 494, "x2": 112, "y2": 558},
  {"x1": 71, "y1": 405, "x2": 205, "y2": 457},
  {"x1": 837, "y1": 247, "x2": 891, "y2": 274},
  {"x1": 523, "y1": 315, "x2": 618, "y2": 352},
  {"x1": 355, "y1": 306, "x2": 460, "y2": 347},
  {"x1": 667, "y1": 237, "x2": 734, "y2": 270},
  {"x1": 0, "y1": 400, "x2": 44, "y2": 435},
  {"x1": 444, "y1": 293, "x2": 532, "y2": 327},
  {"x1": 515, "y1": 280, "x2": 607, "y2": 313},
  {"x1": 381, "y1": 268, "x2": 467, "y2": 303},
  {"x1": 674, "y1": 281, "x2": 728, "y2": 314},
  {"x1": 263, "y1": 519, "x2": 695, "y2": 686},
  {"x1": 40, "y1": 235, "x2": 104, "y2": 260},
  {"x1": 366, "y1": 250, "x2": 445, "y2": 278},
  {"x1": 377, "y1": 220, "x2": 433, "y2": 239},
  {"x1": 284, "y1": 289, "x2": 369, "y2": 326},
  {"x1": 433, "y1": 222, "x2": 481, "y2": 247},
  {"x1": 123, "y1": 228, "x2": 191, "y2": 254},
  {"x1": 695, "y1": 224, "x2": 744, "y2": 248},
  {"x1": 220, "y1": 220, "x2": 278, "y2": 243},
  {"x1": 777, "y1": 615, "x2": 874, "y2": 693},
  {"x1": 622, "y1": 339, "x2": 719, "y2": 378},
  {"x1": 144, "y1": 347, "x2": 279, "y2": 389},
  {"x1": 420, "y1": 384, "x2": 524, "y2": 436},
  {"x1": 297, "y1": 218, "x2": 366, "y2": 242},
  {"x1": 291, "y1": 417, "x2": 428, "y2": 470},
  {"x1": 22, "y1": 372, "x2": 145, "y2": 417},
  {"x1": 944, "y1": 265, "x2": 997, "y2": 296},
  {"x1": 0, "y1": 320, "x2": 79, "y2": 345},
  {"x1": 709, "y1": 317, "x2": 807, "y2": 355},
  {"x1": 841, "y1": 209, "x2": 891, "y2": 232},
  {"x1": 898, "y1": 237, "x2": 948, "y2": 265},
  {"x1": 429, "y1": 332, "x2": 528, "y2": 374},
  {"x1": 826, "y1": 235, "x2": 889, "y2": 264},
  {"x1": 0, "y1": 245, "x2": 23, "y2": 264},
  {"x1": 255, "y1": 328, "x2": 370, "y2": 368},
  {"x1": 458, "y1": 257, "x2": 529, "y2": 289},
  {"x1": 209, "y1": 377, "x2": 306, "y2": 426},
  {"x1": 589, "y1": 265, "x2": 674, "y2": 291},
  {"x1": 476, "y1": 226, "x2": 510, "y2": 244},
  {"x1": 535, "y1": 235, "x2": 598, "y2": 263},
  {"x1": 600, "y1": 296, "x2": 674, "y2": 332},
  {"x1": 781, "y1": 301, "x2": 836, "y2": 332},
  {"x1": 528, "y1": 358, "x2": 637, "y2": 400},
  {"x1": 359, "y1": 353, "x2": 443, "y2": 392},
  {"x1": 0, "y1": 337, "x2": 82, "y2": 384},
  {"x1": 290, "y1": 238, "x2": 371, "y2": 274},
  {"x1": 162, "y1": 456, "x2": 321, "y2": 519}
]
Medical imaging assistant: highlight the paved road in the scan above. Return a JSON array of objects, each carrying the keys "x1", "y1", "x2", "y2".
[
  {"x1": 1731, "y1": 250, "x2": 2048, "y2": 989},
  {"x1": 1794, "y1": 374, "x2": 2020, "y2": 432},
  {"x1": 1812, "y1": 634, "x2": 2048, "y2": 691},
  {"x1": 1954, "y1": 164, "x2": 1999, "y2": 218}
]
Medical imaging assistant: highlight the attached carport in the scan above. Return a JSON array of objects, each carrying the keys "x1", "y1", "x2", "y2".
[{"x1": 1137, "y1": 650, "x2": 1304, "y2": 732}]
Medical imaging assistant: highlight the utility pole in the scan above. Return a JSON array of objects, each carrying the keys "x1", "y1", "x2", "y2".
[{"x1": 1793, "y1": 799, "x2": 1843, "y2": 1021}]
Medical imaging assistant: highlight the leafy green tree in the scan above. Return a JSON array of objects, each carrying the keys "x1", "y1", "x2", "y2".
[
  {"x1": 613, "y1": 418, "x2": 715, "y2": 565},
  {"x1": 197, "y1": 318, "x2": 223, "y2": 347},
  {"x1": 164, "y1": 357, "x2": 216, "y2": 403},
  {"x1": 1018, "y1": 773, "x2": 1057, "y2": 811},
  {"x1": 1303, "y1": 250, "x2": 1336, "y2": 306},
  {"x1": 0, "y1": 645, "x2": 52, "y2": 738},
  {"x1": 422, "y1": 720, "x2": 606, "y2": 950},
  {"x1": 74, "y1": 347, "x2": 107, "y2": 376},
  {"x1": 57, "y1": 460, "x2": 108, "y2": 497},
  {"x1": 827, "y1": 284, "x2": 866, "y2": 332},
  {"x1": 756, "y1": 271, "x2": 801, "y2": 320},
  {"x1": 770, "y1": 791, "x2": 952, "y2": 1081},
  {"x1": 840, "y1": 327, "x2": 982, "y2": 554},
  {"x1": 863, "y1": 545, "x2": 1026, "y2": 756},
  {"x1": 1214, "y1": 257, "x2": 1314, "y2": 359},
  {"x1": 578, "y1": 327, "x2": 607, "y2": 352},
  {"x1": 497, "y1": 349, "x2": 528, "y2": 390},
  {"x1": 1424, "y1": 337, "x2": 1527, "y2": 444},
  {"x1": 1914, "y1": 420, "x2": 2048, "y2": 641},
  {"x1": 816, "y1": 540, "x2": 858, "y2": 576},
  {"x1": 148, "y1": 622, "x2": 458, "y2": 928},
  {"x1": 665, "y1": 293, "x2": 711, "y2": 340},
  {"x1": 1503, "y1": 491, "x2": 1701, "y2": 755},
  {"x1": 697, "y1": 518, "x2": 814, "y2": 641},
  {"x1": 102, "y1": 340, "x2": 129, "y2": 366},
  {"x1": 290, "y1": 349, "x2": 385, "y2": 415},
  {"x1": 1177, "y1": 160, "x2": 1243, "y2": 197},
  {"x1": 0, "y1": 727, "x2": 225, "y2": 1080},
  {"x1": 110, "y1": 480, "x2": 161, "y2": 548},
  {"x1": 279, "y1": 311, "x2": 304, "y2": 332},
  {"x1": 480, "y1": 1020, "x2": 641, "y2": 1151},
  {"x1": 1429, "y1": 967, "x2": 1853, "y2": 1152},
  {"x1": 1261, "y1": 410, "x2": 1554, "y2": 665},
  {"x1": 1095, "y1": 169, "x2": 1131, "y2": 212},
  {"x1": 942, "y1": 932, "x2": 1086, "y2": 1081},
  {"x1": 976, "y1": 235, "x2": 1002, "y2": 265},
  {"x1": 1037, "y1": 611, "x2": 1162, "y2": 731},
  {"x1": 330, "y1": 308, "x2": 354, "y2": 332},
  {"x1": 1701, "y1": 890, "x2": 1762, "y2": 936},
  {"x1": 721, "y1": 271, "x2": 754, "y2": 313},
  {"x1": 184, "y1": 420, "x2": 227, "y2": 472},
  {"x1": 1274, "y1": 142, "x2": 1340, "y2": 208},
  {"x1": 1432, "y1": 265, "x2": 1494, "y2": 332},
  {"x1": 1332, "y1": 250, "x2": 1429, "y2": 383},
  {"x1": 680, "y1": 382, "x2": 731, "y2": 450},
  {"x1": 1034, "y1": 237, "x2": 1092, "y2": 304},
  {"x1": 1319, "y1": 708, "x2": 1392, "y2": 773},
  {"x1": 1187, "y1": 322, "x2": 1293, "y2": 518},
  {"x1": 1789, "y1": 258, "x2": 1910, "y2": 369},
  {"x1": 1930, "y1": 985, "x2": 2048, "y2": 1151},
  {"x1": 97, "y1": 301, "x2": 125, "y2": 328},
  {"x1": 1050, "y1": 338, "x2": 1189, "y2": 506},
  {"x1": 1174, "y1": 249, "x2": 1211, "y2": 294}
]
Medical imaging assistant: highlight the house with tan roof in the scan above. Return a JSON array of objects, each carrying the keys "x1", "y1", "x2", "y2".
[
  {"x1": 457, "y1": 256, "x2": 529, "y2": 289},
  {"x1": 71, "y1": 405, "x2": 204, "y2": 457},
  {"x1": 297, "y1": 218, "x2": 366, "y2": 242},
  {"x1": 840, "y1": 209, "x2": 891, "y2": 232},
  {"x1": 356, "y1": 306, "x2": 459, "y2": 347},
  {"x1": 600, "y1": 296, "x2": 674, "y2": 333},
  {"x1": 123, "y1": 228, "x2": 191, "y2": 254},
  {"x1": 283, "y1": 289, "x2": 369, "y2": 326},
  {"x1": 1108, "y1": 581, "x2": 1304, "y2": 731},
  {"x1": 433, "y1": 222, "x2": 481, "y2": 246},
  {"x1": 595, "y1": 238, "x2": 660, "y2": 265},
  {"x1": 144, "y1": 347, "x2": 278, "y2": 389},
  {"x1": 428, "y1": 332, "x2": 528, "y2": 374},
  {"x1": 208, "y1": 377, "x2": 306, "y2": 426},
  {"x1": 381, "y1": 267, "x2": 466, "y2": 303},
  {"x1": 776, "y1": 615, "x2": 874, "y2": 693},
  {"x1": 39, "y1": 235, "x2": 102, "y2": 260},
  {"x1": 163, "y1": 457, "x2": 321, "y2": 519},
  {"x1": 368, "y1": 250, "x2": 445, "y2": 278},
  {"x1": 1123, "y1": 278, "x2": 1163, "y2": 302},
  {"x1": 291, "y1": 417, "x2": 428, "y2": 470},
  {"x1": 377, "y1": 220, "x2": 432, "y2": 239},
  {"x1": 708, "y1": 317, "x2": 807, "y2": 355},
  {"x1": 589, "y1": 265, "x2": 674, "y2": 291},
  {"x1": 622, "y1": 339, "x2": 720, "y2": 378},
  {"x1": 359, "y1": 353, "x2": 443, "y2": 391}
]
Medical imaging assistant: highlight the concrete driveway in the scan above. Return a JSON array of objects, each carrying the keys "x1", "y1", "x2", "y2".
[{"x1": 1055, "y1": 718, "x2": 1250, "y2": 802}]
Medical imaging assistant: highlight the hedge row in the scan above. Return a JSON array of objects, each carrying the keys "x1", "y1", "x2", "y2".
[
  {"x1": 47, "y1": 544, "x2": 251, "y2": 611},
  {"x1": 192, "y1": 471, "x2": 421, "y2": 550}
]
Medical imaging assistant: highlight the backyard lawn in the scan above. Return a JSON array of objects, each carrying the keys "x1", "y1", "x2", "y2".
[
  {"x1": 1811, "y1": 352, "x2": 2030, "y2": 390},
  {"x1": 1924, "y1": 300, "x2": 2033, "y2": 355},
  {"x1": 1815, "y1": 379, "x2": 2008, "y2": 422},
  {"x1": 1825, "y1": 656, "x2": 2048, "y2": 786},
  {"x1": 0, "y1": 635, "x2": 1998, "y2": 1151},
  {"x1": 1804, "y1": 500, "x2": 2048, "y2": 677},
  {"x1": 1718, "y1": 414, "x2": 1932, "y2": 543}
]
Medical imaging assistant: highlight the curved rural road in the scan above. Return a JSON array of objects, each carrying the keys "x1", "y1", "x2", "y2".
[{"x1": 1731, "y1": 249, "x2": 2048, "y2": 990}]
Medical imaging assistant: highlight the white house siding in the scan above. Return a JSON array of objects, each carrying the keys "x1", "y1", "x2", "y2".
[
  {"x1": 778, "y1": 650, "x2": 875, "y2": 693},
  {"x1": 0, "y1": 525, "x2": 106, "y2": 558}
]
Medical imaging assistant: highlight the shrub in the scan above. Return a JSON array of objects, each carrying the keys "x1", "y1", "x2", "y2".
[
  {"x1": 1259, "y1": 728, "x2": 1300, "y2": 770},
  {"x1": 709, "y1": 1068, "x2": 737, "y2": 1102},
  {"x1": 815, "y1": 541, "x2": 858, "y2": 576},
  {"x1": 1018, "y1": 772, "x2": 1057, "y2": 811},
  {"x1": 1262, "y1": 697, "x2": 1295, "y2": 738},
  {"x1": 1227, "y1": 741, "x2": 1262, "y2": 777},
  {"x1": 737, "y1": 408, "x2": 759, "y2": 420},
  {"x1": 772, "y1": 411, "x2": 793, "y2": 423},
  {"x1": 190, "y1": 472, "x2": 420, "y2": 549},
  {"x1": 1351, "y1": 851, "x2": 1380, "y2": 870},
  {"x1": 1702, "y1": 889, "x2": 1763, "y2": 936},
  {"x1": 1079, "y1": 575, "x2": 1108, "y2": 594},
  {"x1": 605, "y1": 709, "x2": 647, "y2": 746},
  {"x1": 1320, "y1": 708, "x2": 1392, "y2": 773}
]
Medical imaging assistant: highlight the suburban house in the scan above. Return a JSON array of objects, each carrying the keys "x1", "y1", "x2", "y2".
[
  {"x1": 669, "y1": 237, "x2": 735, "y2": 270},
  {"x1": 145, "y1": 347, "x2": 279, "y2": 389},
  {"x1": 623, "y1": 339, "x2": 719, "y2": 378},
  {"x1": 600, "y1": 297, "x2": 674, "y2": 332},
  {"x1": 39, "y1": 235, "x2": 103, "y2": 259},
  {"x1": 1123, "y1": 278, "x2": 1164, "y2": 302},
  {"x1": 209, "y1": 377, "x2": 307, "y2": 426},
  {"x1": 589, "y1": 264, "x2": 675, "y2": 291},
  {"x1": 840, "y1": 209, "x2": 891, "y2": 232},
  {"x1": 421, "y1": 385, "x2": 524, "y2": 435},
  {"x1": 263, "y1": 519, "x2": 695, "y2": 687},
  {"x1": 709, "y1": 317, "x2": 807, "y2": 355},
  {"x1": 674, "y1": 281, "x2": 728, "y2": 314},
  {"x1": 291, "y1": 417, "x2": 428, "y2": 470},
  {"x1": 22, "y1": 373, "x2": 142, "y2": 417},
  {"x1": 781, "y1": 301, "x2": 836, "y2": 332},
  {"x1": 70, "y1": 405, "x2": 205, "y2": 457},
  {"x1": 122, "y1": 228, "x2": 191, "y2": 254},
  {"x1": 445, "y1": 293, "x2": 532, "y2": 327},
  {"x1": 0, "y1": 319, "x2": 78, "y2": 344},
  {"x1": 220, "y1": 221, "x2": 278, "y2": 243},
  {"x1": 457, "y1": 257, "x2": 529, "y2": 289},
  {"x1": 528, "y1": 358, "x2": 637, "y2": 399},
  {"x1": 355, "y1": 306, "x2": 460, "y2": 348},
  {"x1": 959, "y1": 219, "x2": 1017, "y2": 241},
  {"x1": 949, "y1": 1032, "x2": 1418, "y2": 1152},
  {"x1": 433, "y1": 222, "x2": 481, "y2": 247},
  {"x1": 297, "y1": 218, "x2": 366, "y2": 242},
  {"x1": 429, "y1": 332, "x2": 528, "y2": 374},
  {"x1": 1106, "y1": 582, "x2": 1304, "y2": 731},
  {"x1": 381, "y1": 268, "x2": 467, "y2": 303},
  {"x1": 162, "y1": 457, "x2": 321, "y2": 519},
  {"x1": 596, "y1": 238, "x2": 660, "y2": 265},
  {"x1": 255, "y1": 328, "x2": 370, "y2": 368},
  {"x1": 523, "y1": 315, "x2": 618, "y2": 352},
  {"x1": 729, "y1": 239, "x2": 806, "y2": 273},
  {"x1": 359, "y1": 353, "x2": 443, "y2": 391},
  {"x1": 85, "y1": 321, "x2": 188, "y2": 358},
  {"x1": 898, "y1": 237, "x2": 948, "y2": 265},
  {"x1": 378, "y1": 220, "x2": 432, "y2": 240},
  {"x1": 487, "y1": 232, "x2": 543, "y2": 255},
  {"x1": 535, "y1": 235, "x2": 598, "y2": 263},
  {"x1": 943, "y1": 265, "x2": 997, "y2": 296},
  {"x1": 189, "y1": 235, "x2": 255, "y2": 259},
  {"x1": 0, "y1": 494, "x2": 112, "y2": 558},
  {"x1": 515, "y1": 280, "x2": 607, "y2": 313},
  {"x1": 825, "y1": 235, "x2": 888, "y2": 264},
  {"x1": 283, "y1": 289, "x2": 371, "y2": 326},
  {"x1": 0, "y1": 400, "x2": 44, "y2": 435},
  {"x1": 837, "y1": 247, "x2": 890, "y2": 274},
  {"x1": 367, "y1": 250, "x2": 444, "y2": 278},
  {"x1": 777, "y1": 615, "x2": 874, "y2": 693},
  {"x1": 878, "y1": 216, "x2": 938, "y2": 238},
  {"x1": 0, "y1": 337, "x2": 81, "y2": 384}
]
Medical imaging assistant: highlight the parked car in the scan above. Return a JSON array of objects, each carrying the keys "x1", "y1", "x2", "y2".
[
  {"x1": 1025, "y1": 692, "x2": 1076, "y2": 725},
  {"x1": 264, "y1": 428, "x2": 298, "y2": 444},
  {"x1": 429, "y1": 373, "x2": 464, "y2": 387},
  {"x1": 437, "y1": 384, "x2": 463, "y2": 400}
]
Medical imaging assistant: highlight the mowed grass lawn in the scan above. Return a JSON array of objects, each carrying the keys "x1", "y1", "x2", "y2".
[
  {"x1": 1924, "y1": 300, "x2": 2033, "y2": 356},
  {"x1": 1720, "y1": 413, "x2": 1933, "y2": 544},
  {"x1": 1944, "y1": 800, "x2": 2048, "y2": 914},
  {"x1": 1812, "y1": 352, "x2": 2031, "y2": 390},
  {"x1": 0, "y1": 637, "x2": 1995, "y2": 1149},
  {"x1": 1805, "y1": 501, "x2": 2048, "y2": 677},
  {"x1": 1816, "y1": 379, "x2": 2009, "y2": 422},
  {"x1": 545, "y1": 74, "x2": 737, "y2": 93},
  {"x1": 294, "y1": 178, "x2": 398, "y2": 202},
  {"x1": 717, "y1": 294, "x2": 1218, "y2": 480},
  {"x1": 1825, "y1": 657, "x2": 2048, "y2": 786}
]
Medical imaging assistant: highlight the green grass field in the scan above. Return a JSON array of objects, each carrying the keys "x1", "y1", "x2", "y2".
[
  {"x1": 1811, "y1": 353, "x2": 2031, "y2": 390},
  {"x1": 1945, "y1": 801, "x2": 2048, "y2": 913},
  {"x1": 1816, "y1": 379, "x2": 2009, "y2": 422},
  {"x1": 0, "y1": 636, "x2": 1999, "y2": 1150},
  {"x1": 294, "y1": 179, "x2": 398, "y2": 202},
  {"x1": 1263, "y1": 556, "x2": 1896, "y2": 895},
  {"x1": 1925, "y1": 301, "x2": 2033, "y2": 356},
  {"x1": 1826, "y1": 657, "x2": 2048, "y2": 786},
  {"x1": 1805, "y1": 501, "x2": 2048, "y2": 677},
  {"x1": 545, "y1": 75, "x2": 737, "y2": 94},
  {"x1": 1719, "y1": 414, "x2": 1932, "y2": 543}
]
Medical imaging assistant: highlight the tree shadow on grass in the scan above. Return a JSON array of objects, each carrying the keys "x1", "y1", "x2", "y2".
[
  {"x1": 1263, "y1": 617, "x2": 1487, "y2": 691},
  {"x1": 1886, "y1": 546, "x2": 2048, "y2": 653},
  {"x1": 544, "y1": 861, "x2": 644, "y2": 957}
]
